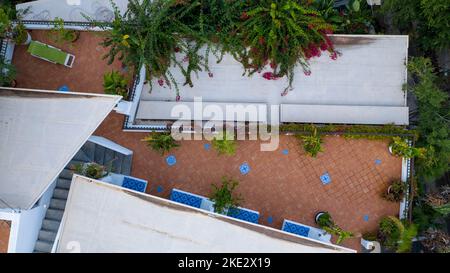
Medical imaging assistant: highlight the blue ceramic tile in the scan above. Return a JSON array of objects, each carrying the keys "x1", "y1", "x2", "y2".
[
  {"x1": 240, "y1": 163, "x2": 250, "y2": 175},
  {"x1": 166, "y1": 155, "x2": 176, "y2": 166},
  {"x1": 320, "y1": 172, "x2": 331, "y2": 185},
  {"x1": 363, "y1": 215, "x2": 369, "y2": 222},
  {"x1": 282, "y1": 149, "x2": 289, "y2": 155},
  {"x1": 204, "y1": 143, "x2": 211, "y2": 150},
  {"x1": 227, "y1": 207, "x2": 259, "y2": 224},
  {"x1": 375, "y1": 159, "x2": 382, "y2": 165},
  {"x1": 267, "y1": 216, "x2": 273, "y2": 224},
  {"x1": 170, "y1": 190, "x2": 202, "y2": 208},
  {"x1": 157, "y1": 185, "x2": 163, "y2": 193}
]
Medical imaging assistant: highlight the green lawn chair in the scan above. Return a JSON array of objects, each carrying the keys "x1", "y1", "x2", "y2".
[{"x1": 27, "y1": 41, "x2": 75, "y2": 68}]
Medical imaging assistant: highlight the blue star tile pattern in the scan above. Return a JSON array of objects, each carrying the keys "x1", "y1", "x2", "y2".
[
  {"x1": 227, "y1": 207, "x2": 259, "y2": 224},
  {"x1": 58, "y1": 85, "x2": 69, "y2": 92},
  {"x1": 363, "y1": 215, "x2": 369, "y2": 222},
  {"x1": 283, "y1": 222, "x2": 310, "y2": 237},
  {"x1": 166, "y1": 155, "x2": 177, "y2": 166},
  {"x1": 157, "y1": 185, "x2": 163, "y2": 193},
  {"x1": 204, "y1": 143, "x2": 211, "y2": 150},
  {"x1": 240, "y1": 163, "x2": 250, "y2": 175},
  {"x1": 375, "y1": 159, "x2": 382, "y2": 165},
  {"x1": 282, "y1": 149, "x2": 289, "y2": 155},
  {"x1": 121, "y1": 177, "x2": 147, "y2": 193},
  {"x1": 267, "y1": 216, "x2": 274, "y2": 224},
  {"x1": 320, "y1": 172, "x2": 331, "y2": 185},
  {"x1": 170, "y1": 190, "x2": 202, "y2": 208}
]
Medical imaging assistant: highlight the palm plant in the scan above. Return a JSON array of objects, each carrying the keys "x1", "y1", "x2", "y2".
[
  {"x1": 383, "y1": 180, "x2": 408, "y2": 202},
  {"x1": 299, "y1": 128, "x2": 323, "y2": 157},
  {"x1": 210, "y1": 177, "x2": 242, "y2": 214},
  {"x1": 142, "y1": 132, "x2": 179, "y2": 155},
  {"x1": 103, "y1": 70, "x2": 129, "y2": 98},
  {"x1": 316, "y1": 212, "x2": 353, "y2": 244},
  {"x1": 93, "y1": 0, "x2": 210, "y2": 98},
  {"x1": 72, "y1": 162, "x2": 107, "y2": 179},
  {"x1": 236, "y1": 0, "x2": 336, "y2": 94},
  {"x1": 48, "y1": 17, "x2": 79, "y2": 46},
  {"x1": 212, "y1": 132, "x2": 236, "y2": 156}
]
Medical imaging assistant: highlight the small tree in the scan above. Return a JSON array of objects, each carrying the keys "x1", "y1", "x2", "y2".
[
  {"x1": 299, "y1": 128, "x2": 323, "y2": 157},
  {"x1": 212, "y1": 132, "x2": 236, "y2": 156},
  {"x1": 103, "y1": 70, "x2": 129, "y2": 98},
  {"x1": 316, "y1": 212, "x2": 353, "y2": 244},
  {"x1": 48, "y1": 17, "x2": 79, "y2": 46},
  {"x1": 142, "y1": 132, "x2": 179, "y2": 155},
  {"x1": 210, "y1": 177, "x2": 242, "y2": 214}
]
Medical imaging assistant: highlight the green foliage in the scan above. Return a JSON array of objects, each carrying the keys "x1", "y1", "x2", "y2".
[
  {"x1": 381, "y1": 0, "x2": 450, "y2": 50},
  {"x1": 310, "y1": 0, "x2": 374, "y2": 34},
  {"x1": 210, "y1": 177, "x2": 242, "y2": 214},
  {"x1": 72, "y1": 162, "x2": 107, "y2": 179},
  {"x1": 0, "y1": 4, "x2": 28, "y2": 44},
  {"x1": 0, "y1": 56, "x2": 16, "y2": 87},
  {"x1": 407, "y1": 57, "x2": 450, "y2": 180},
  {"x1": 212, "y1": 132, "x2": 236, "y2": 156},
  {"x1": 299, "y1": 128, "x2": 323, "y2": 157},
  {"x1": 425, "y1": 185, "x2": 450, "y2": 216},
  {"x1": 142, "y1": 132, "x2": 179, "y2": 155},
  {"x1": 421, "y1": 228, "x2": 450, "y2": 253},
  {"x1": 412, "y1": 202, "x2": 442, "y2": 232},
  {"x1": 390, "y1": 136, "x2": 425, "y2": 159},
  {"x1": 317, "y1": 212, "x2": 353, "y2": 244},
  {"x1": 91, "y1": 0, "x2": 210, "y2": 97},
  {"x1": 103, "y1": 70, "x2": 129, "y2": 98},
  {"x1": 48, "y1": 17, "x2": 79, "y2": 46},
  {"x1": 383, "y1": 180, "x2": 407, "y2": 202},
  {"x1": 378, "y1": 216, "x2": 417, "y2": 252}
]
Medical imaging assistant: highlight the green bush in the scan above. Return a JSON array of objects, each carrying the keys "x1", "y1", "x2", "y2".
[
  {"x1": 0, "y1": 56, "x2": 16, "y2": 87},
  {"x1": 142, "y1": 132, "x2": 179, "y2": 155},
  {"x1": 72, "y1": 162, "x2": 107, "y2": 179},
  {"x1": 407, "y1": 57, "x2": 450, "y2": 181},
  {"x1": 378, "y1": 216, "x2": 417, "y2": 252},
  {"x1": 210, "y1": 177, "x2": 242, "y2": 214},
  {"x1": 299, "y1": 128, "x2": 323, "y2": 157},
  {"x1": 390, "y1": 136, "x2": 425, "y2": 159},
  {"x1": 103, "y1": 70, "x2": 129, "y2": 98},
  {"x1": 212, "y1": 132, "x2": 236, "y2": 156},
  {"x1": 48, "y1": 17, "x2": 79, "y2": 46}
]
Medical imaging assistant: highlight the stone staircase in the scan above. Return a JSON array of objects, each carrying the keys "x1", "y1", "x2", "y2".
[{"x1": 33, "y1": 141, "x2": 132, "y2": 253}]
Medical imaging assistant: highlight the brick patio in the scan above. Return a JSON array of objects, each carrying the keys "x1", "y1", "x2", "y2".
[
  {"x1": 12, "y1": 30, "x2": 127, "y2": 92},
  {"x1": 0, "y1": 220, "x2": 10, "y2": 253},
  {"x1": 11, "y1": 30, "x2": 403, "y2": 252},
  {"x1": 95, "y1": 113, "x2": 402, "y2": 251}
]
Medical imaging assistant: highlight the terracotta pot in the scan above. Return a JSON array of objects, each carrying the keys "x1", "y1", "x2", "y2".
[{"x1": 10, "y1": 79, "x2": 17, "y2": 88}]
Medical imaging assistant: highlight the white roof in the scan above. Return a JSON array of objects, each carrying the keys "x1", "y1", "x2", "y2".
[
  {"x1": 0, "y1": 88, "x2": 121, "y2": 210},
  {"x1": 56, "y1": 175, "x2": 355, "y2": 253},
  {"x1": 17, "y1": 0, "x2": 129, "y2": 22},
  {"x1": 138, "y1": 35, "x2": 409, "y2": 125}
]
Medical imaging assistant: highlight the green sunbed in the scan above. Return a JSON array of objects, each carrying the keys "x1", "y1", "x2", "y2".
[{"x1": 27, "y1": 41, "x2": 75, "y2": 68}]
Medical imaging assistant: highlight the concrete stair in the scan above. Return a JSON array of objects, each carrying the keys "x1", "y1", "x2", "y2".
[{"x1": 33, "y1": 140, "x2": 133, "y2": 253}]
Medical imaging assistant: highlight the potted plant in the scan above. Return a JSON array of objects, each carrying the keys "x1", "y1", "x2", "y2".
[
  {"x1": 48, "y1": 17, "x2": 80, "y2": 46},
  {"x1": 299, "y1": 128, "x2": 323, "y2": 157},
  {"x1": 383, "y1": 180, "x2": 408, "y2": 202},
  {"x1": 72, "y1": 162, "x2": 108, "y2": 179},
  {"x1": 103, "y1": 70, "x2": 129, "y2": 98},
  {"x1": 210, "y1": 177, "x2": 242, "y2": 214},
  {"x1": 0, "y1": 6, "x2": 31, "y2": 45},
  {"x1": 212, "y1": 132, "x2": 236, "y2": 156},
  {"x1": 389, "y1": 136, "x2": 425, "y2": 158},
  {"x1": 0, "y1": 57, "x2": 17, "y2": 87},
  {"x1": 315, "y1": 211, "x2": 353, "y2": 244},
  {"x1": 142, "y1": 132, "x2": 179, "y2": 155}
]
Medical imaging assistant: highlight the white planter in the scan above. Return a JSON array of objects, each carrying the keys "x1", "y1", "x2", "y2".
[
  {"x1": 18, "y1": 32, "x2": 32, "y2": 45},
  {"x1": 388, "y1": 145, "x2": 393, "y2": 155}
]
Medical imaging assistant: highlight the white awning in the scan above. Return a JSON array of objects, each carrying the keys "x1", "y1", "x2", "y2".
[
  {"x1": 56, "y1": 175, "x2": 355, "y2": 253},
  {"x1": 0, "y1": 88, "x2": 121, "y2": 210}
]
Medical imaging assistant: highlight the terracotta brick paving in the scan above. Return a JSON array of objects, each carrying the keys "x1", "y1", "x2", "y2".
[
  {"x1": 0, "y1": 220, "x2": 10, "y2": 253},
  {"x1": 11, "y1": 30, "x2": 402, "y2": 252}
]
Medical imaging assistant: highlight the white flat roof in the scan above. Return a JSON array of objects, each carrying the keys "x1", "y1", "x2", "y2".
[
  {"x1": 56, "y1": 175, "x2": 355, "y2": 253},
  {"x1": 137, "y1": 35, "x2": 409, "y2": 125},
  {"x1": 0, "y1": 88, "x2": 121, "y2": 210}
]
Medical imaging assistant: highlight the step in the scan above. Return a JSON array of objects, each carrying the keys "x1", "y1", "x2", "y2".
[
  {"x1": 81, "y1": 141, "x2": 96, "y2": 161},
  {"x1": 94, "y1": 145, "x2": 106, "y2": 165},
  {"x1": 50, "y1": 198, "x2": 67, "y2": 210},
  {"x1": 53, "y1": 188, "x2": 69, "y2": 200},
  {"x1": 56, "y1": 178, "x2": 71, "y2": 190},
  {"x1": 67, "y1": 160, "x2": 89, "y2": 169},
  {"x1": 73, "y1": 149, "x2": 90, "y2": 162},
  {"x1": 42, "y1": 219, "x2": 60, "y2": 232},
  {"x1": 59, "y1": 169, "x2": 73, "y2": 180},
  {"x1": 38, "y1": 230, "x2": 57, "y2": 242},
  {"x1": 45, "y1": 209, "x2": 64, "y2": 221},
  {"x1": 121, "y1": 155, "x2": 132, "y2": 175},
  {"x1": 34, "y1": 240, "x2": 53, "y2": 253}
]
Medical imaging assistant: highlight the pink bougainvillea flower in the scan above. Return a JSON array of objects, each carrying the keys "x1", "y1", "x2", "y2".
[
  {"x1": 174, "y1": 47, "x2": 180, "y2": 53},
  {"x1": 176, "y1": 95, "x2": 181, "y2": 101},
  {"x1": 240, "y1": 12, "x2": 249, "y2": 20},
  {"x1": 158, "y1": 78, "x2": 164, "y2": 87},
  {"x1": 320, "y1": 42, "x2": 328, "y2": 51},
  {"x1": 304, "y1": 70, "x2": 311, "y2": 76},
  {"x1": 330, "y1": 51, "x2": 338, "y2": 60},
  {"x1": 208, "y1": 72, "x2": 213, "y2": 78},
  {"x1": 270, "y1": 62, "x2": 277, "y2": 69}
]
